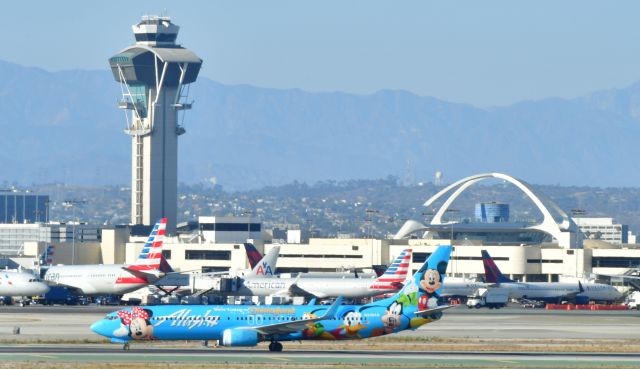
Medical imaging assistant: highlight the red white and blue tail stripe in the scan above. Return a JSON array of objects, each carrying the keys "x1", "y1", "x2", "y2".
[
  {"x1": 132, "y1": 218, "x2": 167, "y2": 271},
  {"x1": 370, "y1": 249, "x2": 412, "y2": 290}
]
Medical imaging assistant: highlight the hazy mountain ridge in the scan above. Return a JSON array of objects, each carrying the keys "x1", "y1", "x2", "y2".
[{"x1": 1, "y1": 59, "x2": 639, "y2": 190}]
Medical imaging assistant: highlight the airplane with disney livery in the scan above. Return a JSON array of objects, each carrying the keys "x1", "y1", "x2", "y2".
[
  {"x1": 233, "y1": 249, "x2": 413, "y2": 299},
  {"x1": 43, "y1": 218, "x2": 168, "y2": 295},
  {"x1": 90, "y1": 245, "x2": 453, "y2": 351}
]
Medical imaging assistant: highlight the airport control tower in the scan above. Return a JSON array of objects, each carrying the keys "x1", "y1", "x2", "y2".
[{"x1": 109, "y1": 16, "x2": 202, "y2": 233}]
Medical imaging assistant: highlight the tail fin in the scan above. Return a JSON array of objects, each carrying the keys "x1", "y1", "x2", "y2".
[
  {"x1": 368, "y1": 245, "x2": 451, "y2": 312},
  {"x1": 132, "y1": 218, "x2": 167, "y2": 271},
  {"x1": 372, "y1": 249, "x2": 412, "y2": 287},
  {"x1": 371, "y1": 265, "x2": 387, "y2": 277},
  {"x1": 246, "y1": 245, "x2": 280, "y2": 278},
  {"x1": 39, "y1": 244, "x2": 55, "y2": 265},
  {"x1": 481, "y1": 250, "x2": 514, "y2": 283},
  {"x1": 243, "y1": 243, "x2": 263, "y2": 269}
]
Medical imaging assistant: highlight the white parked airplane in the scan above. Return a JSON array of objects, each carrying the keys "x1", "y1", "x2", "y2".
[
  {"x1": 482, "y1": 250, "x2": 622, "y2": 303},
  {"x1": 235, "y1": 249, "x2": 412, "y2": 299},
  {"x1": 0, "y1": 270, "x2": 50, "y2": 296},
  {"x1": 440, "y1": 277, "x2": 486, "y2": 297},
  {"x1": 43, "y1": 218, "x2": 168, "y2": 295}
]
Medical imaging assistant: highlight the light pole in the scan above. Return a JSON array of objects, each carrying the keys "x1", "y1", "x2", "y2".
[
  {"x1": 571, "y1": 208, "x2": 586, "y2": 277},
  {"x1": 63, "y1": 200, "x2": 86, "y2": 265},
  {"x1": 445, "y1": 208, "x2": 459, "y2": 276},
  {"x1": 365, "y1": 209, "x2": 379, "y2": 239}
]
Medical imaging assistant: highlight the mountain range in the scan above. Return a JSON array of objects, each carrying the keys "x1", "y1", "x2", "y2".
[{"x1": 1, "y1": 59, "x2": 639, "y2": 191}]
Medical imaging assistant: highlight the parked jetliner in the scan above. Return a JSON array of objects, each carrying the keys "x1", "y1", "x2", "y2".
[
  {"x1": 91, "y1": 245, "x2": 452, "y2": 351},
  {"x1": 482, "y1": 250, "x2": 622, "y2": 303},
  {"x1": 43, "y1": 218, "x2": 168, "y2": 295},
  {"x1": 440, "y1": 277, "x2": 486, "y2": 297},
  {"x1": 0, "y1": 270, "x2": 49, "y2": 296},
  {"x1": 235, "y1": 249, "x2": 413, "y2": 299}
]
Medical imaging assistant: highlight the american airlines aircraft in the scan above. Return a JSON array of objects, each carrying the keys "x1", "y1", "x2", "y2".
[
  {"x1": 43, "y1": 218, "x2": 167, "y2": 295},
  {"x1": 234, "y1": 249, "x2": 412, "y2": 299},
  {"x1": 0, "y1": 270, "x2": 49, "y2": 296},
  {"x1": 482, "y1": 250, "x2": 622, "y2": 303},
  {"x1": 91, "y1": 246, "x2": 453, "y2": 351}
]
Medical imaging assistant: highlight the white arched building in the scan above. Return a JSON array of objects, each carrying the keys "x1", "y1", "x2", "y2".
[{"x1": 395, "y1": 172, "x2": 581, "y2": 249}]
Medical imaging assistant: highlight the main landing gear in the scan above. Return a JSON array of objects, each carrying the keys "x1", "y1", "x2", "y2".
[
  {"x1": 122, "y1": 343, "x2": 130, "y2": 351},
  {"x1": 268, "y1": 341, "x2": 283, "y2": 352}
]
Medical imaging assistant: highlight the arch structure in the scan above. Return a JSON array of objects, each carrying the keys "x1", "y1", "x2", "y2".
[{"x1": 395, "y1": 172, "x2": 580, "y2": 248}]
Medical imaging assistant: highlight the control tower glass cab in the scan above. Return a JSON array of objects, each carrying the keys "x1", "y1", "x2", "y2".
[{"x1": 108, "y1": 16, "x2": 202, "y2": 234}]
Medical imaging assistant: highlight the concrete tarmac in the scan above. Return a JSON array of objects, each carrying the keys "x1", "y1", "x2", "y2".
[
  {"x1": 0, "y1": 345, "x2": 638, "y2": 368},
  {"x1": 0, "y1": 305, "x2": 639, "y2": 368},
  {"x1": 1, "y1": 305, "x2": 639, "y2": 341}
]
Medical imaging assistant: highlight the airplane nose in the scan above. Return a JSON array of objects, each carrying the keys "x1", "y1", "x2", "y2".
[
  {"x1": 38, "y1": 284, "x2": 50, "y2": 294},
  {"x1": 90, "y1": 320, "x2": 108, "y2": 337}
]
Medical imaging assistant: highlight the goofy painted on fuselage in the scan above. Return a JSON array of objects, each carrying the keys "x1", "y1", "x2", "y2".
[{"x1": 91, "y1": 245, "x2": 452, "y2": 351}]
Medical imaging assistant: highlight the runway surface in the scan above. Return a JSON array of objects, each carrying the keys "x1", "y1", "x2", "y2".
[
  {"x1": 0, "y1": 305, "x2": 638, "y2": 368},
  {"x1": 0, "y1": 345, "x2": 638, "y2": 368},
  {"x1": 2, "y1": 305, "x2": 638, "y2": 340}
]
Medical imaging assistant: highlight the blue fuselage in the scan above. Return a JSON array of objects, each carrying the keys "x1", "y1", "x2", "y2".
[{"x1": 91, "y1": 299, "x2": 439, "y2": 343}]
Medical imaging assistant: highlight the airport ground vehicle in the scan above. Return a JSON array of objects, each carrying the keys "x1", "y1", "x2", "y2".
[
  {"x1": 626, "y1": 291, "x2": 640, "y2": 310},
  {"x1": 521, "y1": 298, "x2": 545, "y2": 308},
  {"x1": 466, "y1": 287, "x2": 509, "y2": 309},
  {"x1": 37, "y1": 286, "x2": 78, "y2": 305}
]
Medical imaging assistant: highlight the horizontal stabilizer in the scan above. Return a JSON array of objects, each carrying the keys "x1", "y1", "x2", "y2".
[
  {"x1": 122, "y1": 266, "x2": 162, "y2": 282},
  {"x1": 246, "y1": 296, "x2": 343, "y2": 336},
  {"x1": 413, "y1": 305, "x2": 455, "y2": 316}
]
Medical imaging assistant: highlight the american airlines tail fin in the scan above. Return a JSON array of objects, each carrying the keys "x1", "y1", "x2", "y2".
[
  {"x1": 243, "y1": 243, "x2": 263, "y2": 269},
  {"x1": 370, "y1": 249, "x2": 412, "y2": 290},
  {"x1": 481, "y1": 250, "x2": 514, "y2": 284},
  {"x1": 245, "y1": 246, "x2": 280, "y2": 278},
  {"x1": 130, "y1": 218, "x2": 167, "y2": 271}
]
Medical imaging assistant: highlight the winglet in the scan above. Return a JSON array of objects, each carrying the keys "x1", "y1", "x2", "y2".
[
  {"x1": 307, "y1": 298, "x2": 317, "y2": 306},
  {"x1": 578, "y1": 280, "x2": 584, "y2": 293},
  {"x1": 320, "y1": 296, "x2": 343, "y2": 320}
]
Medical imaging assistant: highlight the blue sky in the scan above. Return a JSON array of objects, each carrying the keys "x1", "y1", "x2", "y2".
[{"x1": 2, "y1": 0, "x2": 640, "y2": 107}]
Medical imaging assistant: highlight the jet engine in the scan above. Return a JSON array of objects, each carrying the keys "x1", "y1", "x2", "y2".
[
  {"x1": 574, "y1": 295, "x2": 589, "y2": 305},
  {"x1": 221, "y1": 329, "x2": 259, "y2": 346}
]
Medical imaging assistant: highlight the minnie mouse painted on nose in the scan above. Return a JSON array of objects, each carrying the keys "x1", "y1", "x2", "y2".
[{"x1": 116, "y1": 307, "x2": 155, "y2": 340}]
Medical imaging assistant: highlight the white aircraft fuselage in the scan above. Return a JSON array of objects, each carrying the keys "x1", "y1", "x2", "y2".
[
  {"x1": 497, "y1": 281, "x2": 621, "y2": 302},
  {"x1": 0, "y1": 271, "x2": 50, "y2": 296},
  {"x1": 44, "y1": 264, "x2": 158, "y2": 295},
  {"x1": 237, "y1": 277, "x2": 399, "y2": 299}
]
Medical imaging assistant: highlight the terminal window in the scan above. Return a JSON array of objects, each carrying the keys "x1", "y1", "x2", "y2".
[{"x1": 185, "y1": 250, "x2": 231, "y2": 260}]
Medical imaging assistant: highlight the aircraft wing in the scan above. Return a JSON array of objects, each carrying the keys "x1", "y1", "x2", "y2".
[
  {"x1": 413, "y1": 305, "x2": 456, "y2": 316},
  {"x1": 243, "y1": 296, "x2": 343, "y2": 336},
  {"x1": 285, "y1": 282, "x2": 326, "y2": 298}
]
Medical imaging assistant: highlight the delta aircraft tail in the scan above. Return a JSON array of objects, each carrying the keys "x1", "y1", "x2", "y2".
[
  {"x1": 245, "y1": 246, "x2": 280, "y2": 278},
  {"x1": 243, "y1": 243, "x2": 263, "y2": 270},
  {"x1": 481, "y1": 250, "x2": 515, "y2": 283}
]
